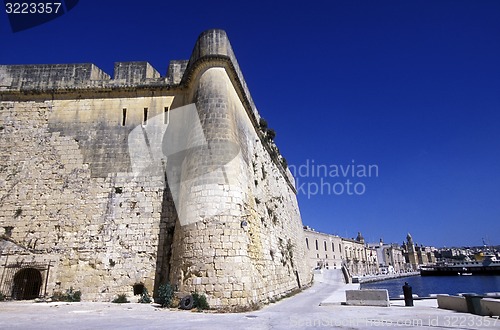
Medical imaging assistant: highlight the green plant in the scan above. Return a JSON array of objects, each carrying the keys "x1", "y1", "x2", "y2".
[
  {"x1": 281, "y1": 157, "x2": 288, "y2": 169},
  {"x1": 287, "y1": 238, "x2": 295, "y2": 268},
  {"x1": 3, "y1": 226, "x2": 13, "y2": 237},
  {"x1": 192, "y1": 292, "x2": 209, "y2": 310},
  {"x1": 259, "y1": 118, "x2": 268, "y2": 130},
  {"x1": 138, "y1": 288, "x2": 152, "y2": 303},
  {"x1": 266, "y1": 129, "x2": 276, "y2": 141},
  {"x1": 51, "y1": 287, "x2": 81, "y2": 302},
  {"x1": 217, "y1": 301, "x2": 261, "y2": 313},
  {"x1": 270, "y1": 148, "x2": 278, "y2": 160},
  {"x1": 272, "y1": 214, "x2": 278, "y2": 225},
  {"x1": 156, "y1": 283, "x2": 174, "y2": 308},
  {"x1": 267, "y1": 206, "x2": 273, "y2": 217},
  {"x1": 112, "y1": 294, "x2": 129, "y2": 303},
  {"x1": 278, "y1": 238, "x2": 295, "y2": 269},
  {"x1": 0, "y1": 292, "x2": 5, "y2": 301}
]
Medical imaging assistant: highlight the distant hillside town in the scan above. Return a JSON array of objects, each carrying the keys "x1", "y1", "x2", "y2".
[{"x1": 303, "y1": 226, "x2": 499, "y2": 282}]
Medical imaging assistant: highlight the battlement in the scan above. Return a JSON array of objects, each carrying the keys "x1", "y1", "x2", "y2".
[
  {"x1": 1, "y1": 30, "x2": 247, "y2": 92},
  {"x1": 113, "y1": 62, "x2": 161, "y2": 84},
  {"x1": 0, "y1": 30, "x2": 258, "y2": 117},
  {"x1": 0, "y1": 61, "x2": 176, "y2": 91},
  {"x1": 0, "y1": 63, "x2": 111, "y2": 90}
]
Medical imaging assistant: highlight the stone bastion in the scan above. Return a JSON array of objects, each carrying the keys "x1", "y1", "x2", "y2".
[{"x1": 0, "y1": 29, "x2": 311, "y2": 308}]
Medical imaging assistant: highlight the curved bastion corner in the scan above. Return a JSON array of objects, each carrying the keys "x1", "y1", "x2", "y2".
[{"x1": 0, "y1": 29, "x2": 311, "y2": 308}]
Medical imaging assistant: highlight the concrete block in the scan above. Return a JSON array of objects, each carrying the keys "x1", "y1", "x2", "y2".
[
  {"x1": 485, "y1": 292, "x2": 500, "y2": 297},
  {"x1": 345, "y1": 289, "x2": 390, "y2": 307},
  {"x1": 429, "y1": 293, "x2": 448, "y2": 298},
  {"x1": 437, "y1": 295, "x2": 468, "y2": 313},
  {"x1": 480, "y1": 298, "x2": 500, "y2": 316}
]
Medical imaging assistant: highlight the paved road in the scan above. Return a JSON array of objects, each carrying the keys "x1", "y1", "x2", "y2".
[{"x1": 1, "y1": 270, "x2": 498, "y2": 329}]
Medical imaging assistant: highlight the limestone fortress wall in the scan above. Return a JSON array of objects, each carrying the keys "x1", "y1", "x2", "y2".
[{"x1": 0, "y1": 29, "x2": 311, "y2": 307}]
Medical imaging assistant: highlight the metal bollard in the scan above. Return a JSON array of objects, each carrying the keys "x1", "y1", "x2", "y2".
[
  {"x1": 463, "y1": 294, "x2": 483, "y2": 315},
  {"x1": 402, "y1": 282, "x2": 413, "y2": 306}
]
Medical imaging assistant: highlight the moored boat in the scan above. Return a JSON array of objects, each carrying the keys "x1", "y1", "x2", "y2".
[{"x1": 420, "y1": 254, "x2": 500, "y2": 276}]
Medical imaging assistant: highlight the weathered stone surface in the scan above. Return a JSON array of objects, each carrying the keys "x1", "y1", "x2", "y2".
[
  {"x1": 345, "y1": 289, "x2": 390, "y2": 307},
  {"x1": 437, "y1": 295, "x2": 468, "y2": 313},
  {"x1": 0, "y1": 63, "x2": 110, "y2": 91},
  {"x1": 114, "y1": 62, "x2": 160, "y2": 84},
  {"x1": 0, "y1": 29, "x2": 310, "y2": 308},
  {"x1": 481, "y1": 298, "x2": 500, "y2": 316}
]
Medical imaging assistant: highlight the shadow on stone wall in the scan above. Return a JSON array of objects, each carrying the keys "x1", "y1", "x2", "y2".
[{"x1": 153, "y1": 173, "x2": 178, "y2": 298}]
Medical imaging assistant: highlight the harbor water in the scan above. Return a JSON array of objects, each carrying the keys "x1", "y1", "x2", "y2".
[{"x1": 361, "y1": 275, "x2": 500, "y2": 298}]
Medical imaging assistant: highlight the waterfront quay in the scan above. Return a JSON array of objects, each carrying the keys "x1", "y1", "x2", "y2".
[
  {"x1": 353, "y1": 271, "x2": 420, "y2": 284},
  {"x1": 1, "y1": 271, "x2": 498, "y2": 330}
]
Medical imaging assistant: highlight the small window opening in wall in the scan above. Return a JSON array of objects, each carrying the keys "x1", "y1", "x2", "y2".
[
  {"x1": 115, "y1": 187, "x2": 123, "y2": 194},
  {"x1": 122, "y1": 108, "x2": 127, "y2": 126},
  {"x1": 133, "y1": 283, "x2": 145, "y2": 295},
  {"x1": 143, "y1": 108, "x2": 148, "y2": 126},
  {"x1": 164, "y1": 107, "x2": 170, "y2": 125}
]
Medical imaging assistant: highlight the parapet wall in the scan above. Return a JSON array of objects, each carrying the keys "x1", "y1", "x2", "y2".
[
  {"x1": 0, "y1": 63, "x2": 111, "y2": 90},
  {"x1": 0, "y1": 60, "x2": 178, "y2": 91},
  {"x1": 113, "y1": 62, "x2": 160, "y2": 84},
  {"x1": 0, "y1": 29, "x2": 310, "y2": 307}
]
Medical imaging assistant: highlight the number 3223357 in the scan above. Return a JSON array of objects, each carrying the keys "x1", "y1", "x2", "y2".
[{"x1": 5, "y1": 2, "x2": 62, "y2": 14}]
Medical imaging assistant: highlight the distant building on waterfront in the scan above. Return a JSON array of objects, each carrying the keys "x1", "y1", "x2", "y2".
[
  {"x1": 303, "y1": 225, "x2": 497, "y2": 280},
  {"x1": 303, "y1": 227, "x2": 343, "y2": 271},
  {"x1": 341, "y1": 233, "x2": 379, "y2": 277},
  {"x1": 303, "y1": 227, "x2": 379, "y2": 281},
  {"x1": 402, "y1": 233, "x2": 436, "y2": 270},
  {"x1": 303, "y1": 228, "x2": 440, "y2": 278},
  {"x1": 404, "y1": 233, "x2": 419, "y2": 269},
  {"x1": 436, "y1": 245, "x2": 499, "y2": 262},
  {"x1": 367, "y1": 239, "x2": 406, "y2": 273}
]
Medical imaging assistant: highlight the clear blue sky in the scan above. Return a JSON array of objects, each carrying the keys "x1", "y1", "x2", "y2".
[{"x1": 2, "y1": 1, "x2": 499, "y2": 247}]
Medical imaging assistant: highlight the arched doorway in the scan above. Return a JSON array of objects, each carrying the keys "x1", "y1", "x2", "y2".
[{"x1": 12, "y1": 268, "x2": 42, "y2": 300}]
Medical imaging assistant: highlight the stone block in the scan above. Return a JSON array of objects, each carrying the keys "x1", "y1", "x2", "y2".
[
  {"x1": 345, "y1": 289, "x2": 390, "y2": 307},
  {"x1": 437, "y1": 295, "x2": 468, "y2": 313},
  {"x1": 480, "y1": 298, "x2": 500, "y2": 317}
]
